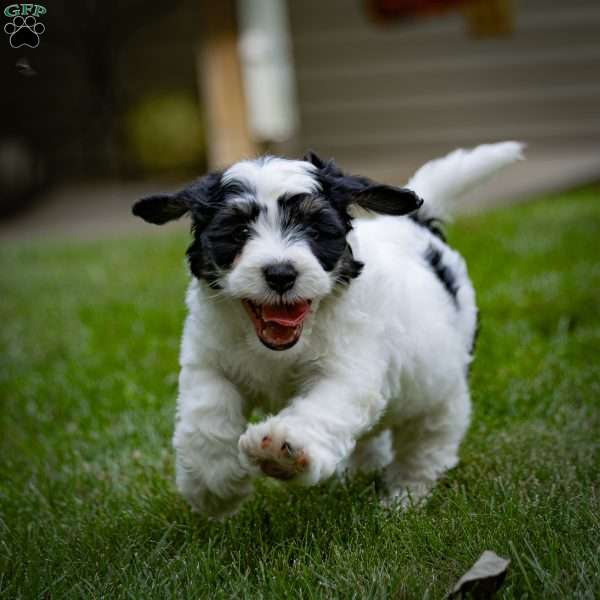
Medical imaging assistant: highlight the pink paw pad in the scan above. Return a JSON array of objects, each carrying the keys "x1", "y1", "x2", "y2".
[{"x1": 253, "y1": 436, "x2": 309, "y2": 480}]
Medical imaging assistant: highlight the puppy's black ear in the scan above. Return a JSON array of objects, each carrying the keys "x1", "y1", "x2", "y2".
[
  {"x1": 308, "y1": 152, "x2": 423, "y2": 217},
  {"x1": 132, "y1": 172, "x2": 221, "y2": 226},
  {"x1": 132, "y1": 192, "x2": 190, "y2": 225},
  {"x1": 350, "y1": 184, "x2": 423, "y2": 216}
]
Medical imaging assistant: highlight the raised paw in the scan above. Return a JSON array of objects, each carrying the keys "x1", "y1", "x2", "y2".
[{"x1": 239, "y1": 421, "x2": 310, "y2": 481}]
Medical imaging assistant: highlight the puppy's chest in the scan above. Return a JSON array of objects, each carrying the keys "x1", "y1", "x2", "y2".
[{"x1": 223, "y1": 354, "x2": 314, "y2": 412}]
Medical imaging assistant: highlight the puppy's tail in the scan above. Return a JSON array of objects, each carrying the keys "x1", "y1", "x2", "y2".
[{"x1": 407, "y1": 141, "x2": 525, "y2": 222}]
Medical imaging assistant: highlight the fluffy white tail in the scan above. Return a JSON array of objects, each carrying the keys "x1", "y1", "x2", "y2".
[{"x1": 407, "y1": 141, "x2": 525, "y2": 221}]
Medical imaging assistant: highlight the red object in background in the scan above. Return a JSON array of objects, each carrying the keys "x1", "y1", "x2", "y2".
[
  {"x1": 366, "y1": 0, "x2": 516, "y2": 36},
  {"x1": 367, "y1": 0, "x2": 467, "y2": 22}
]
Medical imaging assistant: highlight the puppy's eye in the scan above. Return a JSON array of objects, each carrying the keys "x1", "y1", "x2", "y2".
[{"x1": 233, "y1": 226, "x2": 250, "y2": 243}]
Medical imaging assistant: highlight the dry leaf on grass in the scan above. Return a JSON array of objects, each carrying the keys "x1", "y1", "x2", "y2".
[{"x1": 447, "y1": 550, "x2": 510, "y2": 598}]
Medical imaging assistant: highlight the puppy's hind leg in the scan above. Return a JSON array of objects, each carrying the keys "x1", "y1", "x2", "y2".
[{"x1": 382, "y1": 388, "x2": 470, "y2": 508}]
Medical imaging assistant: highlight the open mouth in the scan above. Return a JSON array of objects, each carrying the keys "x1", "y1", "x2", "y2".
[{"x1": 243, "y1": 299, "x2": 312, "y2": 351}]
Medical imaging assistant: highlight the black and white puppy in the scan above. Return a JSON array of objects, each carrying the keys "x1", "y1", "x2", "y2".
[{"x1": 133, "y1": 142, "x2": 523, "y2": 516}]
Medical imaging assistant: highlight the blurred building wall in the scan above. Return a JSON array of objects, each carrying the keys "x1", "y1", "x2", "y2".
[{"x1": 283, "y1": 0, "x2": 600, "y2": 186}]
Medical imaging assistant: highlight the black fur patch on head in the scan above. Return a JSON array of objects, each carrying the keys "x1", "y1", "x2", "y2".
[
  {"x1": 187, "y1": 187, "x2": 262, "y2": 287},
  {"x1": 279, "y1": 194, "x2": 348, "y2": 269},
  {"x1": 278, "y1": 193, "x2": 363, "y2": 283},
  {"x1": 424, "y1": 245, "x2": 458, "y2": 306}
]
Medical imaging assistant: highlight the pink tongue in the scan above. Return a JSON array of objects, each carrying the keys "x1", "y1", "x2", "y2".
[{"x1": 262, "y1": 301, "x2": 310, "y2": 326}]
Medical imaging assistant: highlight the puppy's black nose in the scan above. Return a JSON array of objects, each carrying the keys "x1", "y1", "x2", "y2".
[{"x1": 263, "y1": 262, "x2": 297, "y2": 294}]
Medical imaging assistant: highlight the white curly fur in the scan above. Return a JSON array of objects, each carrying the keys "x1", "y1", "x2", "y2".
[{"x1": 172, "y1": 142, "x2": 524, "y2": 516}]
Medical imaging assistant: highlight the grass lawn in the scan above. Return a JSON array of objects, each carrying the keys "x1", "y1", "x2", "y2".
[{"x1": 1, "y1": 186, "x2": 599, "y2": 598}]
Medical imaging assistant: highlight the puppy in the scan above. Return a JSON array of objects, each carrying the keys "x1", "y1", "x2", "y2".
[{"x1": 132, "y1": 142, "x2": 523, "y2": 516}]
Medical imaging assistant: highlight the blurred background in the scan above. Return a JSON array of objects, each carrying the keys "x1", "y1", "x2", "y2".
[{"x1": 1, "y1": 0, "x2": 599, "y2": 240}]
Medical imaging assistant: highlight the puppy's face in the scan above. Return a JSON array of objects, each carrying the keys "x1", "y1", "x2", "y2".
[{"x1": 133, "y1": 153, "x2": 421, "y2": 351}]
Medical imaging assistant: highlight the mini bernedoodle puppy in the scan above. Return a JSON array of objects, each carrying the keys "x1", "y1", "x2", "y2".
[{"x1": 132, "y1": 142, "x2": 523, "y2": 517}]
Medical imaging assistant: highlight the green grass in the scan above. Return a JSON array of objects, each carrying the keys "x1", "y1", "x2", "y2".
[{"x1": 1, "y1": 186, "x2": 599, "y2": 599}]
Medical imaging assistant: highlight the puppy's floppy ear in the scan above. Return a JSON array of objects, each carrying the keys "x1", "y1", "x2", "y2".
[
  {"x1": 132, "y1": 192, "x2": 190, "y2": 224},
  {"x1": 307, "y1": 151, "x2": 423, "y2": 216},
  {"x1": 350, "y1": 183, "x2": 423, "y2": 216},
  {"x1": 131, "y1": 172, "x2": 221, "y2": 225}
]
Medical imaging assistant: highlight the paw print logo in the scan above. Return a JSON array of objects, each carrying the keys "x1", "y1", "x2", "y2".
[{"x1": 4, "y1": 15, "x2": 45, "y2": 48}]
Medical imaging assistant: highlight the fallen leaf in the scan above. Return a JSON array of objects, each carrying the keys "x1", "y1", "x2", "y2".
[{"x1": 448, "y1": 550, "x2": 510, "y2": 598}]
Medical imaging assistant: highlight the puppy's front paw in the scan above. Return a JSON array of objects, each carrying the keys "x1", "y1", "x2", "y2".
[
  {"x1": 176, "y1": 459, "x2": 252, "y2": 519},
  {"x1": 239, "y1": 419, "x2": 310, "y2": 482}
]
